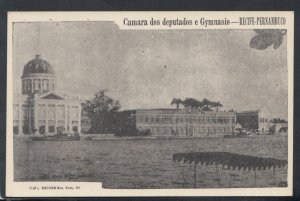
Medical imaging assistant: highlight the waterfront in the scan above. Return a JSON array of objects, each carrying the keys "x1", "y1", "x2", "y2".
[{"x1": 14, "y1": 136, "x2": 288, "y2": 188}]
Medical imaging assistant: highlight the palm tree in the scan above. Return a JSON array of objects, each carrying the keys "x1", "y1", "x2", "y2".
[
  {"x1": 214, "y1": 101, "x2": 223, "y2": 111},
  {"x1": 201, "y1": 98, "x2": 212, "y2": 111},
  {"x1": 171, "y1": 98, "x2": 183, "y2": 110},
  {"x1": 182, "y1": 98, "x2": 202, "y2": 109}
]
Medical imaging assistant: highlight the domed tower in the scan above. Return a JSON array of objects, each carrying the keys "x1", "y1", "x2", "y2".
[{"x1": 21, "y1": 55, "x2": 55, "y2": 95}]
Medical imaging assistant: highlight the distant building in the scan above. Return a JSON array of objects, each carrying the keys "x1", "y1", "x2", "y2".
[
  {"x1": 115, "y1": 109, "x2": 236, "y2": 137},
  {"x1": 13, "y1": 55, "x2": 82, "y2": 135},
  {"x1": 236, "y1": 110, "x2": 269, "y2": 133}
]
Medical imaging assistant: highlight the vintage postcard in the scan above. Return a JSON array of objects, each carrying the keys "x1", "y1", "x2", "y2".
[{"x1": 6, "y1": 11, "x2": 293, "y2": 197}]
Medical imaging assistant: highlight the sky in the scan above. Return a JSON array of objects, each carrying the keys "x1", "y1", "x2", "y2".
[{"x1": 13, "y1": 22, "x2": 288, "y2": 119}]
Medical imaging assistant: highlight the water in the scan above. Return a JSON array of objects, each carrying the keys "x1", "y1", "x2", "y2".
[{"x1": 14, "y1": 136, "x2": 288, "y2": 188}]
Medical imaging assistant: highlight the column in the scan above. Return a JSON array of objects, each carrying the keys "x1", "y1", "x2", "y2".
[
  {"x1": 40, "y1": 79, "x2": 43, "y2": 93},
  {"x1": 35, "y1": 79, "x2": 38, "y2": 92},
  {"x1": 34, "y1": 102, "x2": 38, "y2": 134},
  {"x1": 31, "y1": 79, "x2": 34, "y2": 93},
  {"x1": 55, "y1": 104, "x2": 58, "y2": 133},
  {"x1": 18, "y1": 104, "x2": 23, "y2": 135},
  {"x1": 45, "y1": 105, "x2": 48, "y2": 133},
  {"x1": 28, "y1": 105, "x2": 31, "y2": 134}
]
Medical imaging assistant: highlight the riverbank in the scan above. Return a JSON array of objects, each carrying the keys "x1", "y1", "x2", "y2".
[{"x1": 13, "y1": 133, "x2": 287, "y2": 141}]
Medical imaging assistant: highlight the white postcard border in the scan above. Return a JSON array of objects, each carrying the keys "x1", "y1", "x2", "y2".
[{"x1": 6, "y1": 11, "x2": 294, "y2": 197}]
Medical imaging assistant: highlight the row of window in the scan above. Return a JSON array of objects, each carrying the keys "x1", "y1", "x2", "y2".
[
  {"x1": 13, "y1": 120, "x2": 79, "y2": 135},
  {"x1": 13, "y1": 125, "x2": 78, "y2": 135},
  {"x1": 37, "y1": 120, "x2": 78, "y2": 125},
  {"x1": 13, "y1": 120, "x2": 78, "y2": 126},
  {"x1": 13, "y1": 105, "x2": 79, "y2": 121},
  {"x1": 260, "y1": 118, "x2": 268, "y2": 123},
  {"x1": 13, "y1": 107, "x2": 34, "y2": 120},
  {"x1": 22, "y1": 79, "x2": 54, "y2": 93},
  {"x1": 137, "y1": 115, "x2": 235, "y2": 124},
  {"x1": 137, "y1": 125, "x2": 235, "y2": 135}
]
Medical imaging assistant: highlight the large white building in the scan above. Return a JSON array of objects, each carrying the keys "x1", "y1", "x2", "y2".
[
  {"x1": 115, "y1": 109, "x2": 236, "y2": 137},
  {"x1": 13, "y1": 55, "x2": 81, "y2": 135}
]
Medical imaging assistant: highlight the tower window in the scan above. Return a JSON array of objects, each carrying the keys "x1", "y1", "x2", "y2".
[
  {"x1": 35, "y1": 79, "x2": 39, "y2": 91},
  {"x1": 33, "y1": 80, "x2": 35, "y2": 91},
  {"x1": 26, "y1": 80, "x2": 31, "y2": 92},
  {"x1": 22, "y1": 80, "x2": 25, "y2": 93},
  {"x1": 38, "y1": 80, "x2": 41, "y2": 91}
]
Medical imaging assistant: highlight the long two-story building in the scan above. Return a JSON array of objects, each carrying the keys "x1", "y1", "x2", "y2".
[{"x1": 115, "y1": 109, "x2": 236, "y2": 137}]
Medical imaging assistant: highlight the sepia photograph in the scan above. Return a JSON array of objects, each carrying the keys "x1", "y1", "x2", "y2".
[{"x1": 6, "y1": 12, "x2": 293, "y2": 196}]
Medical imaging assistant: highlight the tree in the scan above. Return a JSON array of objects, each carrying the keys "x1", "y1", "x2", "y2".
[
  {"x1": 201, "y1": 98, "x2": 212, "y2": 111},
  {"x1": 182, "y1": 98, "x2": 202, "y2": 109},
  {"x1": 214, "y1": 101, "x2": 223, "y2": 111},
  {"x1": 201, "y1": 99, "x2": 223, "y2": 111},
  {"x1": 181, "y1": 98, "x2": 223, "y2": 111},
  {"x1": 82, "y1": 90, "x2": 121, "y2": 133},
  {"x1": 171, "y1": 98, "x2": 183, "y2": 109},
  {"x1": 270, "y1": 118, "x2": 287, "y2": 123}
]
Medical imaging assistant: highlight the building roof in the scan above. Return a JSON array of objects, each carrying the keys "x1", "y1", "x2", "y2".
[
  {"x1": 120, "y1": 108, "x2": 236, "y2": 115},
  {"x1": 236, "y1": 110, "x2": 260, "y2": 115},
  {"x1": 22, "y1": 55, "x2": 54, "y2": 77}
]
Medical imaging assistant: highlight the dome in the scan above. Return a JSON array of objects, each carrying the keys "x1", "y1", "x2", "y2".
[{"x1": 22, "y1": 55, "x2": 54, "y2": 77}]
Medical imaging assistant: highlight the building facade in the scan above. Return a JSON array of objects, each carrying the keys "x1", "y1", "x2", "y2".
[
  {"x1": 236, "y1": 110, "x2": 269, "y2": 133},
  {"x1": 13, "y1": 55, "x2": 81, "y2": 135},
  {"x1": 116, "y1": 109, "x2": 236, "y2": 137}
]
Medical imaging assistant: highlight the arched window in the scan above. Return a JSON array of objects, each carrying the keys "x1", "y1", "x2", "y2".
[
  {"x1": 24, "y1": 80, "x2": 27, "y2": 92},
  {"x1": 37, "y1": 79, "x2": 41, "y2": 91},
  {"x1": 35, "y1": 79, "x2": 39, "y2": 91},
  {"x1": 25, "y1": 80, "x2": 29, "y2": 92},
  {"x1": 22, "y1": 80, "x2": 25, "y2": 93}
]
